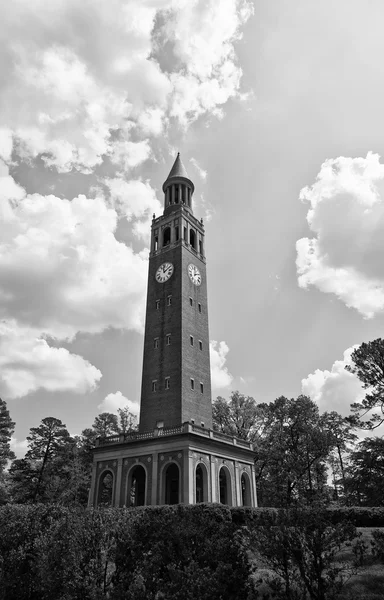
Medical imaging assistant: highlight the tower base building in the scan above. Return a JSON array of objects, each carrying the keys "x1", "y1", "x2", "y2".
[{"x1": 89, "y1": 155, "x2": 257, "y2": 508}]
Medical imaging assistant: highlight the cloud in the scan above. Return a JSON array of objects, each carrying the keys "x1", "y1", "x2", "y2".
[
  {"x1": 98, "y1": 391, "x2": 139, "y2": 415},
  {"x1": 103, "y1": 177, "x2": 162, "y2": 239},
  {"x1": 296, "y1": 152, "x2": 384, "y2": 318},
  {"x1": 0, "y1": 322, "x2": 102, "y2": 399},
  {"x1": 0, "y1": 170, "x2": 150, "y2": 398},
  {"x1": 302, "y1": 346, "x2": 365, "y2": 415},
  {"x1": 0, "y1": 0, "x2": 253, "y2": 171},
  {"x1": 190, "y1": 157, "x2": 207, "y2": 181},
  {"x1": 0, "y1": 0, "x2": 253, "y2": 399},
  {"x1": 0, "y1": 172, "x2": 149, "y2": 340},
  {"x1": 10, "y1": 436, "x2": 29, "y2": 459},
  {"x1": 210, "y1": 340, "x2": 233, "y2": 389}
]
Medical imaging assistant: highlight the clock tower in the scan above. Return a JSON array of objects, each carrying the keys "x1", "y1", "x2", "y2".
[
  {"x1": 89, "y1": 154, "x2": 257, "y2": 508},
  {"x1": 139, "y1": 153, "x2": 212, "y2": 432}
]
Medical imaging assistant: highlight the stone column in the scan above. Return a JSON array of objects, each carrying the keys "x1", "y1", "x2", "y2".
[
  {"x1": 115, "y1": 458, "x2": 123, "y2": 507},
  {"x1": 234, "y1": 463, "x2": 241, "y2": 507},
  {"x1": 171, "y1": 184, "x2": 175, "y2": 204},
  {"x1": 179, "y1": 183, "x2": 182, "y2": 204},
  {"x1": 151, "y1": 453, "x2": 158, "y2": 505},
  {"x1": 210, "y1": 456, "x2": 217, "y2": 502},
  {"x1": 250, "y1": 464, "x2": 258, "y2": 507},
  {"x1": 88, "y1": 462, "x2": 97, "y2": 507},
  {"x1": 183, "y1": 451, "x2": 194, "y2": 504}
]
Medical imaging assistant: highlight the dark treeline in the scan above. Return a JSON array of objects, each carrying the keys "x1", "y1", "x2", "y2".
[{"x1": 0, "y1": 405, "x2": 138, "y2": 506}]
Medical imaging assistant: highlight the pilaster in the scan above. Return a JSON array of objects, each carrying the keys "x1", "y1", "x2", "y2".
[{"x1": 114, "y1": 458, "x2": 123, "y2": 507}]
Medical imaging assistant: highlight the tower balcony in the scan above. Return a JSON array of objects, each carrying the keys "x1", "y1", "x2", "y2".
[{"x1": 95, "y1": 421, "x2": 254, "y2": 451}]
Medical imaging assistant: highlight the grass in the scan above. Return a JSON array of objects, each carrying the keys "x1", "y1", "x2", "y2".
[{"x1": 339, "y1": 528, "x2": 384, "y2": 600}]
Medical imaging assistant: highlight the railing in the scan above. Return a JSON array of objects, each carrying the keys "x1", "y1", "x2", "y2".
[
  {"x1": 192, "y1": 424, "x2": 210, "y2": 436},
  {"x1": 211, "y1": 430, "x2": 232, "y2": 442},
  {"x1": 158, "y1": 425, "x2": 184, "y2": 436},
  {"x1": 96, "y1": 422, "x2": 253, "y2": 450}
]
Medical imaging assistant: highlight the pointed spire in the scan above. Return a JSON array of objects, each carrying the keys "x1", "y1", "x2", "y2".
[
  {"x1": 162, "y1": 152, "x2": 194, "y2": 192},
  {"x1": 165, "y1": 152, "x2": 189, "y2": 181}
]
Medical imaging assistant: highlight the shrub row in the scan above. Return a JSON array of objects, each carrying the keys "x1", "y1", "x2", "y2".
[
  {"x1": 232, "y1": 506, "x2": 384, "y2": 527},
  {"x1": 0, "y1": 503, "x2": 251, "y2": 600}
]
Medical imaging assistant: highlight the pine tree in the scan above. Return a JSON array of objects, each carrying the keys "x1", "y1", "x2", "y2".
[
  {"x1": 26, "y1": 417, "x2": 72, "y2": 502},
  {"x1": 0, "y1": 397, "x2": 15, "y2": 472}
]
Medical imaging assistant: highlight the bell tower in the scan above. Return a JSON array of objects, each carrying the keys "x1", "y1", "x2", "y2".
[
  {"x1": 139, "y1": 153, "x2": 212, "y2": 432},
  {"x1": 90, "y1": 154, "x2": 257, "y2": 509}
]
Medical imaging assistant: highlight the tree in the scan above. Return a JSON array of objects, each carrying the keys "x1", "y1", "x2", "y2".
[
  {"x1": 0, "y1": 398, "x2": 16, "y2": 504},
  {"x1": 92, "y1": 412, "x2": 119, "y2": 438},
  {"x1": 249, "y1": 507, "x2": 361, "y2": 600},
  {"x1": 26, "y1": 417, "x2": 72, "y2": 502},
  {"x1": 8, "y1": 458, "x2": 40, "y2": 503},
  {"x1": 346, "y1": 338, "x2": 384, "y2": 428},
  {"x1": 117, "y1": 407, "x2": 138, "y2": 434},
  {"x1": 255, "y1": 396, "x2": 332, "y2": 507},
  {"x1": 0, "y1": 398, "x2": 15, "y2": 472},
  {"x1": 321, "y1": 411, "x2": 358, "y2": 503},
  {"x1": 212, "y1": 391, "x2": 263, "y2": 442},
  {"x1": 344, "y1": 437, "x2": 384, "y2": 506}
]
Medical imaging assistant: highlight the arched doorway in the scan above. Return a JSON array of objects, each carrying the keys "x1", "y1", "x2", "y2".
[
  {"x1": 165, "y1": 463, "x2": 180, "y2": 504},
  {"x1": 219, "y1": 466, "x2": 232, "y2": 506},
  {"x1": 195, "y1": 463, "x2": 208, "y2": 503},
  {"x1": 241, "y1": 473, "x2": 252, "y2": 506},
  {"x1": 129, "y1": 465, "x2": 146, "y2": 507},
  {"x1": 97, "y1": 470, "x2": 114, "y2": 506}
]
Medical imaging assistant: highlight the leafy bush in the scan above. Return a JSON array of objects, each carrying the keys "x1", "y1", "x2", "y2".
[
  {"x1": 245, "y1": 507, "x2": 361, "y2": 600},
  {"x1": 371, "y1": 529, "x2": 384, "y2": 562},
  {"x1": 112, "y1": 503, "x2": 251, "y2": 600},
  {"x1": 326, "y1": 507, "x2": 384, "y2": 527},
  {"x1": 0, "y1": 504, "x2": 252, "y2": 600}
]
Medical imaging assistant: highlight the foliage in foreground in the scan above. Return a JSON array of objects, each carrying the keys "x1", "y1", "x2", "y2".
[
  {"x1": 0, "y1": 503, "x2": 251, "y2": 600},
  {"x1": 246, "y1": 507, "x2": 361, "y2": 600},
  {"x1": 0, "y1": 503, "x2": 376, "y2": 600}
]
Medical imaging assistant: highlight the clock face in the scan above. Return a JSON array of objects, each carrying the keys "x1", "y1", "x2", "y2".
[
  {"x1": 188, "y1": 263, "x2": 202, "y2": 286},
  {"x1": 155, "y1": 262, "x2": 174, "y2": 283}
]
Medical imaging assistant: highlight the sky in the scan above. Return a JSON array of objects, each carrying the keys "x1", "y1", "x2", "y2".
[{"x1": 1, "y1": 0, "x2": 384, "y2": 454}]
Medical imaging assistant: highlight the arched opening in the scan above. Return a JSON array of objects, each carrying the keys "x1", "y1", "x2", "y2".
[
  {"x1": 195, "y1": 463, "x2": 209, "y2": 503},
  {"x1": 163, "y1": 227, "x2": 171, "y2": 246},
  {"x1": 165, "y1": 463, "x2": 180, "y2": 504},
  {"x1": 241, "y1": 473, "x2": 252, "y2": 506},
  {"x1": 129, "y1": 465, "x2": 146, "y2": 507},
  {"x1": 181, "y1": 185, "x2": 186, "y2": 204},
  {"x1": 219, "y1": 466, "x2": 232, "y2": 506},
  {"x1": 174, "y1": 185, "x2": 179, "y2": 204},
  {"x1": 189, "y1": 228, "x2": 196, "y2": 249},
  {"x1": 97, "y1": 470, "x2": 114, "y2": 507}
]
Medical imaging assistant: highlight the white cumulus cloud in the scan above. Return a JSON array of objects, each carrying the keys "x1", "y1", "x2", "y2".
[
  {"x1": 0, "y1": 173, "x2": 149, "y2": 340},
  {"x1": 302, "y1": 346, "x2": 365, "y2": 415},
  {"x1": 0, "y1": 0, "x2": 253, "y2": 172},
  {"x1": 98, "y1": 391, "x2": 139, "y2": 415},
  {"x1": 0, "y1": 322, "x2": 101, "y2": 399},
  {"x1": 296, "y1": 152, "x2": 384, "y2": 318},
  {"x1": 210, "y1": 340, "x2": 233, "y2": 390}
]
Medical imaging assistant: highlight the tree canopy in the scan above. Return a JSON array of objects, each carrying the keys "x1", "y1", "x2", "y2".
[{"x1": 347, "y1": 338, "x2": 384, "y2": 428}]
